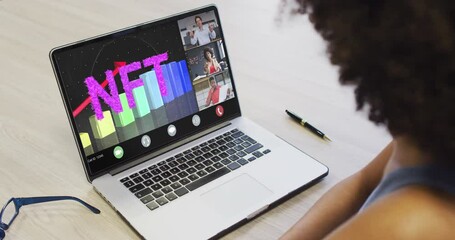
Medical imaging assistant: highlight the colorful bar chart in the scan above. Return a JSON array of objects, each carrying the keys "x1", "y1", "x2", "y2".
[{"x1": 81, "y1": 60, "x2": 199, "y2": 156}]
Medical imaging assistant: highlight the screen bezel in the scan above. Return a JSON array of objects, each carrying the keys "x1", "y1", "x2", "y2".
[{"x1": 49, "y1": 5, "x2": 242, "y2": 182}]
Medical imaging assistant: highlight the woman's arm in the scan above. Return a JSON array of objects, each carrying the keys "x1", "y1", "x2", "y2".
[
  {"x1": 205, "y1": 88, "x2": 213, "y2": 107},
  {"x1": 204, "y1": 62, "x2": 209, "y2": 74},
  {"x1": 213, "y1": 58, "x2": 221, "y2": 72},
  {"x1": 280, "y1": 141, "x2": 394, "y2": 240}
]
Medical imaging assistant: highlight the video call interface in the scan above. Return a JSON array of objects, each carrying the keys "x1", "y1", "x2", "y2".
[{"x1": 53, "y1": 10, "x2": 235, "y2": 172}]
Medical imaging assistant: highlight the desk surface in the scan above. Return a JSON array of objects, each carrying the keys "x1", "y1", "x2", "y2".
[{"x1": 0, "y1": 0, "x2": 391, "y2": 239}]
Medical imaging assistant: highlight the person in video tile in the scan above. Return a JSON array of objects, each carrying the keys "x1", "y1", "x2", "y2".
[
  {"x1": 203, "y1": 47, "x2": 221, "y2": 75},
  {"x1": 189, "y1": 15, "x2": 216, "y2": 46},
  {"x1": 205, "y1": 77, "x2": 231, "y2": 107}
]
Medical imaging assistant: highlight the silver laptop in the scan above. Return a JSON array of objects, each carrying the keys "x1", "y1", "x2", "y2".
[{"x1": 49, "y1": 5, "x2": 328, "y2": 239}]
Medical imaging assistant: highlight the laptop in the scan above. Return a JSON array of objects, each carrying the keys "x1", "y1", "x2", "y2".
[{"x1": 49, "y1": 5, "x2": 328, "y2": 239}]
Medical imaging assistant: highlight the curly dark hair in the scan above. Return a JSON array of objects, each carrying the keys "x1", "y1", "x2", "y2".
[
  {"x1": 290, "y1": 0, "x2": 455, "y2": 162},
  {"x1": 203, "y1": 47, "x2": 214, "y2": 61}
]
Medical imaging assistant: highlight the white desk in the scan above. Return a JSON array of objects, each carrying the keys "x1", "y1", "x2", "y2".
[{"x1": 0, "y1": 0, "x2": 391, "y2": 239}]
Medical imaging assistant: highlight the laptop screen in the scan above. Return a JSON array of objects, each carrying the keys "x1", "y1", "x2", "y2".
[{"x1": 50, "y1": 6, "x2": 240, "y2": 179}]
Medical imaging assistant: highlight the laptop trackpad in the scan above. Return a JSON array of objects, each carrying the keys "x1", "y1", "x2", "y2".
[{"x1": 200, "y1": 174, "x2": 273, "y2": 217}]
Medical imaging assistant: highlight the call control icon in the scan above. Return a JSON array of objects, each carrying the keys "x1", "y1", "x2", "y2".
[
  {"x1": 141, "y1": 135, "x2": 151, "y2": 148},
  {"x1": 216, "y1": 105, "x2": 224, "y2": 117},
  {"x1": 167, "y1": 125, "x2": 177, "y2": 137},
  {"x1": 192, "y1": 115, "x2": 201, "y2": 126},
  {"x1": 113, "y1": 146, "x2": 124, "y2": 159}
]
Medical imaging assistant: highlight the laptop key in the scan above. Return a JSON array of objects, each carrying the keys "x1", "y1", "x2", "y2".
[
  {"x1": 186, "y1": 167, "x2": 197, "y2": 174},
  {"x1": 152, "y1": 190, "x2": 164, "y2": 198},
  {"x1": 151, "y1": 183, "x2": 162, "y2": 191},
  {"x1": 221, "y1": 159, "x2": 231, "y2": 165},
  {"x1": 150, "y1": 169, "x2": 162, "y2": 176},
  {"x1": 244, "y1": 143, "x2": 264, "y2": 154},
  {"x1": 205, "y1": 166, "x2": 215, "y2": 173},
  {"x1": 179, "y1": 178, "x2": 190, "y2": 185},
  {"x1": 120, "y1": 177, "x2": 129, "y2": 183},
  {"x1": 263, "y1": 149, "x2": 271, "y2": 154},
  {"x1": 169, "y1": 175, "x2": 180, "y2": 182},
  {"x1": 129, "y1": 173, "x2": 139, "y2": 178},
  {"x1": 185, "y1": 153, "x2": 195, "y2": 160},
  {"x1": 195, "y1": 163, "x2": 205, "y2": 170},
  {"x1": 176, "y1": 157, "x2": 187, "y2": 164},
  {"x1": 146, "y1": 201, "x2": 159, "y2": 210},
  {"x1": 213, "y1": 162, "x2": 224, "y2": 169},
  {"x1": 202, "y1": 159, "x2": 214, "y2": 166},
  {"x1": 234, "y1": 145, "x2": 244, "y2": 151},
  {"x1": 143, "y1": 179, "x2": 154, "y2": 186},
  {"x1": 227, "y1": 162, "x2": 241, "y2": 170},
  {"x1": 160, "y1": 165, "x2": 170, "y2": 171},
  {"x1": 170, "y1": 167, "x2": 180, "y2": 174},
  {"x1": 132, "y1": 176, "x2": 144, "y2": 184},
  {"x1": 161, "y1": 171, "x2": 171, "y2": 178},
  {"x1": 129, "y1": 183, "x2": 145, "y2": 193},
  {"x1": 211, "y1": 156, "x2": 221, "y2": 162},
  {"x1": 241, "y1": 142, "x2": 252, "y2": 148},
  {"x1": 123, "y1": 181, "x2": 134, "y2": 188},
  {"x1": 188, "y1": 174, "x2": 199, "y2": 181},
  {"x1": 237, "y1": 158, "x2": 249, "y2": 166},
  {"x1": 231, "y1": 131, "x2": 244, "y2": 138},
  {"x1": 178, "y1": 163, "x2": 189, "y2": 170},
  {"x1": 247, "y1": 138, "x2": 257, "y2": 144},
  {"x1": 186, "y1": 167, "x2": 230, "y2": 191},
  {"x1": 156, "y1": 197, "x2": 169, "y2": 206},
  {"x1": 248, "y1": 156, "x2": 256, "y2": 162},
  {"x1": 152, "y1": 175, "x2": 163, "y2": 182},
  {"x1": 196, "y1": 170, "x2": 208, "y2": 177},
  {"x1": 253, "y1": 151, "x2": 264, "y2": 158},
  {"x1": 162, "y1": 186, "x2": 173, "y2": 194},
  {"x1": 226, "y1": 149, "x2": 236, "y2": 155},
  {"x1": 135, "y1": 188, "x2": 153, "y2": 198},
  {"x1": 195, "y1": 156, "x2": 205, "y2": 162},
  {"x1": 165, "y1": 192, "x2": 178, "y2": 201},
  {"x1": 187, "y1": 160, "x2": 197, "y2": 166},
  {"x1": 160, "y1": 179, "x2": 171, "y2": 186},
  {"x1": 177, "y1": 171, "x2": 189, "y2": 178},
  {"x1": 175, "y1": 187, "x2": 189, "y2": 197},
  {"x1": 142, "y1": 172, "x2": 153, "y2": 179},
  {"x1": 218, "y1": 145, "x2": 229, "y2": 151},
  {"x1": 139, "y1": 169, "x2": 148, "y2": 174},
  {"x1": 141, "y1": 195, "x2": 154, "y2": 204},
  {"x1": 170, "y1": 182, "x2": 182, "y2": 190},
  {"x1": 237, "y1": 151, "x2": 247, "y2": 157}
]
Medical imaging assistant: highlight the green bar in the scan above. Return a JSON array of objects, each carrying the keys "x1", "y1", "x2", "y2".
[
  {"x1": 132, "y1": 86, "x2": 151, "y2": 118},
  {"x1": 89, "y1": 111, "x2": 116, "y2": 139},
  {"x1": 113, "y1": 93, "x2": 135, "y2": 127}
]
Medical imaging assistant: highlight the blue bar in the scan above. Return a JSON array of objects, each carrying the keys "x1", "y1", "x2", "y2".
[
  {"x1": 161, "y1": 64, "x2": 175, "y2": 104},
  {"x1": 168, "y1": 62, "x2": 184, "y2": 98},
  {"x1": 140, "y1": 70, "x2": 164, "y2": 110},
  {"x1": 178, "y1": 60, "x2": 193, "y2": 93}
]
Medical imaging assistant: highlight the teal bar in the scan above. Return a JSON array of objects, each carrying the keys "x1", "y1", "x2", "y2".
[
  {"x1": 140, "y1": 70, "x2": 164, "y2": 110},
  {"x1": 112, "y1": 93, "x2": 135, "y2": 127},
  {"x1": 132, "y1": 86, "x2": 151, "y2": 118}
]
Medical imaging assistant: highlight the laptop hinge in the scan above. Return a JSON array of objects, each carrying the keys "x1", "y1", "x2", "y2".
[{"x1": 109, "y1": 121, "x2": 232, "y2": 176}]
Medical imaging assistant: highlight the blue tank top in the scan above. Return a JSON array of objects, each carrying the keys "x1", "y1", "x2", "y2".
[{"x1": 360, "y1": 165, "x2": 455, "y2": 211}]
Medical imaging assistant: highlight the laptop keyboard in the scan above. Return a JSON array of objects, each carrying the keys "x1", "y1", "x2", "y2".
[{"x1": 119, "y1": 129, "x2": 271, "y2": 211}]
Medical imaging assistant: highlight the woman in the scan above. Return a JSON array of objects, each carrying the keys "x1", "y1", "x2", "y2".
[
  {"x1": 203, "y1": 47, "x2": 221, "y2": 75},
  {"x1": 281, "y1": 1, "x2": 455, "y2": 239}
]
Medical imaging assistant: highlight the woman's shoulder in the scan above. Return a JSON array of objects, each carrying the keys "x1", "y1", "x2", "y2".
[{"x1": 326, "y1": 186, "x2": 455, "y2": 239}]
